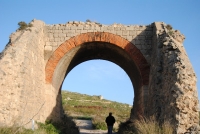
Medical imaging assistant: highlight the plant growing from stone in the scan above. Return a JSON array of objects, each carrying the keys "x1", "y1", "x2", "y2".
[
  {"x1": 18, "y1": 21, "x2": 33, "y2": 31},
  {"x1": 166, "y1": 24, "x2": 172, "y2": 30},
  {"x1": 166, "y1": 24, "x2": 174, "y2": 36}
]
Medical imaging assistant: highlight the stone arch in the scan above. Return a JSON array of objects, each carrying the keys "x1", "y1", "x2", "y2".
[
  {"x1": 45, "y1": 32, "x2": 149, "y2": 85},
  {"x1": 45, "y1": 32, "x2": 150, "y2": 118}
]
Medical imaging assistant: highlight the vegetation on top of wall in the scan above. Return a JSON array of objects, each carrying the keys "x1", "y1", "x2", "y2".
[
  {"x1": 165, "y1": 24, "x2": 174, "y2": 36},
  {"x1": 166, "y1": 24, "x2": 173, "y2": 30},
  {"x1": 166, "y1": 24, "x2": 174, "y2": 36},
  {"x1": 85, "y1": 19, "x2": 102, "y2": 26},
  {"x1": 18, "y1": 21, "x2": 33, "y2": 31},
  {"x1": 86, "y1": 19, "x2": 92, "y2": 22}
]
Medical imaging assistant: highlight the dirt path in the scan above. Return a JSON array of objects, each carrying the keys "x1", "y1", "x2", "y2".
[{"x1": 74, "y1": 119, "x2": 117, "y2": 134}]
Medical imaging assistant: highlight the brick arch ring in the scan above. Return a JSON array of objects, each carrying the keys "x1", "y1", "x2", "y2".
[{"x1": 45, "y1": 32, "x2": 150, "y2": 85}]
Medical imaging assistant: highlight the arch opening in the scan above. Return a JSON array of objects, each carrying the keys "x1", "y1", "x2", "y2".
[{"x1": 62, "y1": 59, "x2": 134, "y2": 105}]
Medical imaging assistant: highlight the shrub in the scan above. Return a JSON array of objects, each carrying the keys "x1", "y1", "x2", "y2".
[
  {"x1": 118, "y1": 120, "x2": 136, "y2": 134},
  {"x1": 92, "y1": 115, "x2": 107, "y2": 130},
  {"x1": 86, "y1": 19, "x2": 91, "y2": 22},
  {"x1": 166, "y1": 24, "x2": 173, "y2": 30},
  {"x1": 118, "y1": 117, "x2": 173, "y2": 134},
  {"x1": 18, "y1": 21, "x2": 33, "y2": 31}
]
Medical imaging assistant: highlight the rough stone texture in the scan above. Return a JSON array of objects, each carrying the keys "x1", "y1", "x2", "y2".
[
  {"x1": 0, "y1": 20, "x2": 198, "y2": 133},
  {"x1": 147, "y1": 22, "x2": 199, "y2": 134},
  {"x1": 0, "y1": 20, "x2": 63, "y2": 128}
]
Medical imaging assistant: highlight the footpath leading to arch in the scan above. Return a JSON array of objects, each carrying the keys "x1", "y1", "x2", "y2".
[{"x1": 74, "y1": 119, "x2": 115, "y2": 134}]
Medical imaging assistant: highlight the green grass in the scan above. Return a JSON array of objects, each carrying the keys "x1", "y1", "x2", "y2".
[
  {"x1": 92, "y1": 115, "x2": 107, "y2": 130},
  {"x1": 0, "y1": 115, "x2": 79, "y2": 134}
]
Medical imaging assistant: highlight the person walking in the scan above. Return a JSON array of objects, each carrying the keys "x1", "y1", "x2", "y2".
[{"x1": 105, "y1": 112, "x2": 115, "y2": 134}]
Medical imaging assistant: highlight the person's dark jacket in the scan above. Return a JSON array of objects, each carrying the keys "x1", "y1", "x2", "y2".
[{"x1": 105, "y1": 115, "x2": 115, "y2": 126}]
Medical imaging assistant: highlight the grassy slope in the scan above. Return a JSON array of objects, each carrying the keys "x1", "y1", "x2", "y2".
[{"x1": 62, "y1": 90, "x2": 132, "y2": 124}]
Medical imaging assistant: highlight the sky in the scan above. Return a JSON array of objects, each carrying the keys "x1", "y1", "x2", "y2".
[{"x1": 0, "y1": 0, "x2": 199, "y2": 105}]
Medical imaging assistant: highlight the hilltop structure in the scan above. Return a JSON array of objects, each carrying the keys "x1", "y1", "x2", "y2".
[{"x1": 0, "y1": 19, "x2": 198, "y2": 133}]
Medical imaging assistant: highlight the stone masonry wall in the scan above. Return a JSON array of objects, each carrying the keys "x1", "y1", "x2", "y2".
[
  {"x1": 44, "y1": 21, "x2": 153, "y2": 64},
  {"x1": 148, "y1": 22, "x2": 199, "y2": 133},
  {"x1": 0, "y1": 20, "x2": 54, "y2": 127}
]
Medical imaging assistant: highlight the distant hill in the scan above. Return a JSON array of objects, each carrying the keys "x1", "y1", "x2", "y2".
[{"x1": 61, "y1": 90, "x2": 132, "y2": 129}]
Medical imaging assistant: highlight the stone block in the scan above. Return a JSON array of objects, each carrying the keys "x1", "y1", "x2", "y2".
[
  {"x1": 45, "y1": 42, "x2": 52, "y2": 46},
  {"x1": 55, "y1": 37, "x2": 60, "y2": 42},
  {"x1": 57, "y1": 42, "x2": 63, "y2": 46},
  {"x1": 121, "y1": 27, "x2": 126, "y2": 30},
  {"x1": 48, "y1": 33, "x2": 53, "y2": 38},
  {"x1": 137, "y1": 30, "x2": 143, "y2": 35},
  {"x1": 65, "y1": 37, "x2": 70, "y2": 40},
  {"x1": 116, "y1": 31, "x2": 122, "y2": 35},
  {"x1": 134, "y1": 25, "x2": 140, "y2": 30},
  {"x1": 87, "y1": 30, "x2": 94, "y2": 32},
  {"x1": 62, "y1": 30, "x2": 68, "y2": 33},
  {"x1": 71, "y1": 26, "x2": 77, "y2": 30},
  {"x1": 114, "y1": 27, "x2": 121, "y2": 30},
  {"x1": 122, "y1": 31, "x2": 129, "y2": 36},
  {"x1": 126, "y1": 26, "x2": 135, "y2": 30},
  {"x1": 58, "y1": 25, "x2": 65, "y2": 30},
  {"x1": 77, "y1": 26, "x2": 83, "y2": 30},
  {"x1": 107, "y1": 27, "x2": 114, "y2": 30},
  {"x1": 95, "y1": 27, "x2": 101, "y2": 31},
  {"x1": 49, "y1": 38, "x2": 54, "y2": 42},
  {"x1": 67, "y1": 30, "x2": 75, "y2": 33},
  {"x1": 138, "y1": 26, "x2": 146, "y2": 30},
  {"x1": 101, "y1": 27, "x2": 108, "y2": 31},
  {"x1": 146, "y1": 26, "x2": 153, "y2": 31},
  {"x1": 83, "y1": 26, "x2": 91, "y2": 30},
  {"x1": 54, "y1": 30, "x2": 60, "y2": 34},
  {"x1": 131, "y1": 40, "x2": 136, "y2": 44},
  {"x1": 58, "y1": 33, "x2": 66, "y2": 38},
  {"x1": 108, "y1": 31, "x2": 116, "y2": 34},
  {"x1": 64, "y1": 26, "x2": 70, "y2": 30},
  {"x1": 129, "y1": 31, "x2": 136, "y2": 36},
  {"x1": 53, "y1": 33, "x2": 59, "y2": 37},
  {"x1": 135, "y1": 40, "x2": 141, "y2": 45},
  {"x1": 135, "y1": 44, "x2": 142, "y2": 49},
  {"x1": 122, "y1": 35, "x2": 127, "y2": 39},
  {"x1": 44, "y1": 45, "x2": 52, "y2": 57},
  {"x1": 66, "y1": 33, "x2": 75, "y2": 37},
  {"x1": 80, "y1": 30, "x2": 87, "y2": 33},
  {"x1": 60, "y1": 37, "x2": 65, "y2": 42},
  {"x1": 137, "y1": 35, "x2": 145, "y2": 40}
]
